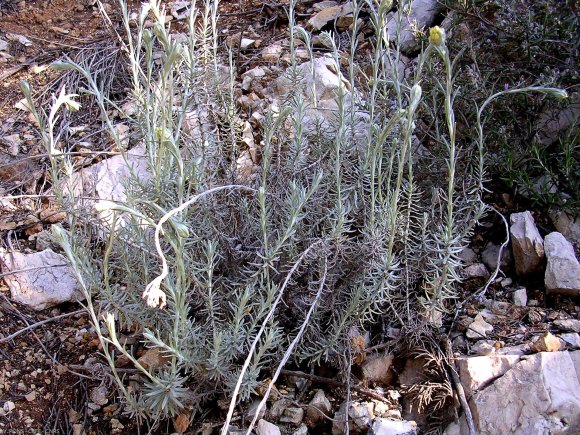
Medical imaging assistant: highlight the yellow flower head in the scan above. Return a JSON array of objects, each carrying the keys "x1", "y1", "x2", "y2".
[{"x1": 429, "y1": 26, "x2": 446, "y2": 47}]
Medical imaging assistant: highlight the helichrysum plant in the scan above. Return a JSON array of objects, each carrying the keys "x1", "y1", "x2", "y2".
[{"x1": 26, "y1": 0, "x2": 565, "y2": 429}]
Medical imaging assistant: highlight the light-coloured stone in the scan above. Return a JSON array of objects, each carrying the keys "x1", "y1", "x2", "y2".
[
  {"x1": 271, "y1": 56, "x2": 370, "y2": 146},
  {"x1": 571, "y1": 350, "x2": 580, "y2": 379},
  {"x1": 2, "y1": 401, "x2": 15, "y2": 416},
  {"x1": 443, "y1": 421, "x2": 461, "y2": 435},
  {"x1": 0, "y1": 38, "x2": 8, "y2": 51},
  {"x1": 550, "y1": 209, "x2": 580, "y2": 245},
  {"x1": 501, "y1": 277, "x2": 513, "y2": 287},
  {"x1": 530, "y1": 332, "x2": 565, "y2": 353},
  {"x1": 248, "y1": 400, "x2": 266, "y2": 422},
  {"x1": 463, "y1": 263, "x2": 489, "y2": 280},
  {"x1": 466, "y1": 314, "x2": 493, "y2": 339},
  {"x1": 7, "y1": 33, "x2": 32, "y2": 47},
  {"x1": 262, "y1": 44, "x2": 283, "y2": 63},
  {"x1": 471, "y1": 340, "x2": 495, "y2": 356},
  {"x1": 385, "y1": 0, "x2": 444, "y2": 54},
  {"x1": 332, "y1": 401, "x2": 374, "y2": 435},
  {"x1": 510, "y1": 211, "x2": 545, "y2": 275},
  {"x1": 1, "y1": 133, "x2": 21, "y2": 156},
  {"x1": 307, "y1": 3, "x2": 354, "y2": 31},
  {"x1": 495, "y1": 343, "x2": 531, "y2": 356},
  {"x1": 554, "y1": 319, "x2": 580, "y2": 333},
  {"x1": 280, "y1": 407, "x2": 304, "y2": 425},
  {"x1": 292, "y1": 424, "x2": 308, "y2": 435},
  {"x1": 111, "y1": 418, "x2": 124, "y2": 434},
  {"x1": 544, "y1": 232, "x2": 580, "y2": 296},
  {"x1": 67, "y1": 144, "x2": 151, "y2": 230},
  {"x1": 241, "y1": 75, "x2": 253, "y2": 92},
  {"x1": 273, "y1": 56, "x2": 350, "y2": 106},
  {"x1": 0, "y1": 249, "x2": 83, "y2": 310},
  {"x1": 242, "y1": 66, "x2": 267, "y2": 79},
  {"x1": 240, "y1": 38, "x2": 256, "y2": 50},
  {"x1": 361, "y1": 354, "x2": 394, "y2": 385},
  {"x1": 369, "y1": 418, "x2": 418, "y2": 435},
  {"x1": 465, "y1": 352, "x2": 580, "y2": 434},
  {"x1": 560, "y1": 333, "x2": 580, "y2": 349},
  {"x1": 374, "y1": 401, "x2": 390, "y2": 417},
  {"x1": 256, "y1": 419, "x2": 281, "y2": 435},
  {"x1": 512, "y1": 287, "x2": 528, "y2": 307},
  {"x1": 313, "y1": 1, "x2": 338, "y2": 11},
  {"x1": 306, "y1": 389, "x2": 331, "y2": 424},
  {"x1": 269, "y1": 398, "x2": 291, "y2": 420},
  {"x1": 457, "y1": 354, "x2": 520, "y2": 397}
]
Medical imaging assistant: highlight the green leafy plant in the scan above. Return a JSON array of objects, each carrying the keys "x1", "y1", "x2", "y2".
[
  {"x1": 22, "y1": 0, "x2": 565, "y2": 430},
  {"x1": 444, "y1": 0, "x2": 579, "y2": 212}
]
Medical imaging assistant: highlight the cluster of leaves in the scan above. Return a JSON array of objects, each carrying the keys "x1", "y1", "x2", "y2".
[{"x1": 443, "y1": 0, "x2": 579, "y2": 212}]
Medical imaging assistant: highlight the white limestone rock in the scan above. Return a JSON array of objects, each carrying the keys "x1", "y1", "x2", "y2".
[
  {"x1": 463, "y1": 263, "x2": 489, "y2": 280},
  {"x1": 456, "y1": 354, "x2": 520, "y2": 397},
  {"x1": 262, "y1": 43, "x2": 283, "y2": 63},
  {"x1": 466, "y1": 314, "x2": 493, "y2": 339},
  {"x1": 0, "y1": 248, "x2": 83, "y2": 310},
  {"x1": 306, "y1": 389, "x2": 332, "y2": 424},
  {"x1": 67, "y1": 144, "x2": 151, "y2": 231},
  {"x1": 554, "y1": 319, "x2": 580, "y2": 333},
  {"x1": 544, "y1": 232, "x2": 580, "y2": 296},
  {"x1": 560, "y1": 333, "x2": 580, "y2": 350},
  {"x1": 360, "y1": 354, "x2": 394, "y2": 385},
  {"x1": 280, "y1": 407, "x2": 304, "y2": 425},
  {"x1": 307, "y1": 3, "x2": 354, "y2": 31},
  {"x1": 271, "y1": 56, "x2": 370, "y2": 146},
  {"x1": 510, "y1": 211, "x2": 545, "y2": 275},
  {"x1": 256, "y1": 419, "x2": 281, "y2": 435},
  {"x1": 369, "y1": 418, "x2": 418, "y2": 435},
  {"x1": 292, "y1": 424, "x2": 308, "y2": 435},
  {"x1": 464, "y1": 352, "x2": 580, "y2": 434},
  {"x1": 332, "y1": 401, "x2": 374, "y2": 435},
  {"x1": 512, "y1": 287, "x2": 528, "y2": 307}
]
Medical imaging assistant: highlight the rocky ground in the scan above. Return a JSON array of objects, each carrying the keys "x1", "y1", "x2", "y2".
[{"x1": 1, "y1": 0, "x2": 579, "y2": 434}]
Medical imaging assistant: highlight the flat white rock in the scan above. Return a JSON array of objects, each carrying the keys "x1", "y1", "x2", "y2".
[
  {"x1": 544, "y1": 232, "x2": 580, "y2": 296},
  {"x1": 463, "y1": 351, "x2": 580, "y2": 434},
  {"x1": 0, "y1": 249, "x2": 83, "y2": 310}
]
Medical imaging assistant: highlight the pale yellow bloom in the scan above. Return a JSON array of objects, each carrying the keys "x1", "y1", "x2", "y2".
[{"x1": 429, "y1": 26, "x2": 446, "y2": 47}]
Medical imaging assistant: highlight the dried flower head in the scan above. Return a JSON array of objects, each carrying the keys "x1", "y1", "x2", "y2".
[{"x1": 142, "y1": 277, "x2": 167, "y2": 309}]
